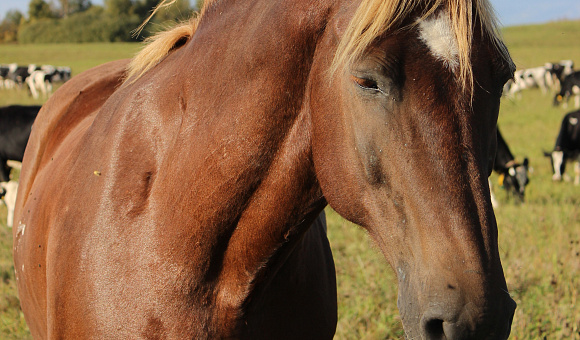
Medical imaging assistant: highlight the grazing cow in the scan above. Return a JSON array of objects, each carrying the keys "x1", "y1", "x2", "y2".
[
  {"x1": 503, "y1": 70, "x2": 526, "y2": 98},
  {"x1": 26, "y1": 70, "x2": 54, "y2": 99},
  {"x1": 546, "y1": 60, "x2": 575, "y2": 90},
  {"x1": 523, "y1": 66, "x2": 551, "y2": 94},
  {"x1": 545, "y1": 109, "x2": 580, "y2": 184},
  {"x1": 491, "y1": 128, "x2": 529, "y2": 205},
  {"x1": 4, "y1": 64, "x2": 41, "y2": 90},
  {"x1": 1, "y1": 180, "x2": 18, "y2": 227},
  {"x1": 2, "y1": 63, "x2": 18, "y2": 89},
  {"x1": 554, "y1": 71, "x2": 580, "y2": 109},
  {"x1": 25, "y1": 65, "x2": 72, "y2": 98},
  {"x1": 56, "y1": 66, "x2": 72, "y2": 82},
  {"x1": 0, "y1": 105, "x2": 40, "y2": 182},
  {"x1": 0, "y1": 65, "x2": 10, "y2": 89},
  {"x1": 559, "y1": 60, "x2": 575, "y2": 78}
]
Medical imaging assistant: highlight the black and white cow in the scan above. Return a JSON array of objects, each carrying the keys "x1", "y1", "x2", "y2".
[
  {"x1": 0, "y1": 64, "x2": 10, "y2": 89},
  {"x1": 523, "y1": 66, "x2": 553, "y2": 94},
  {"x1": 25, "y1": 65, "x2": 72, "y2": 98},
  {"x1": 554, "y1": 71, "x2": 580, "y2": 109},
  {"x1": 546, "y1": 60, "x2": 575, "y2": 90},
  {"x1": 491, "y1": 128, "x2": 530, "y2": 204},
  {"x1": 0, "y1": 105, "x2": 41, "y2": 182},
  {"x1": 56, "y1": 66, "x2": 72, "y2": 82},
  {"x1": 1, "y1": 180, "x2": 18, "y2": 227},
  {"x1": 545, "y1": 109, "x2": 580, "y2": 185},
  {"x1": 503, "y1": 69, "x2": 530, "y2": 98},
  {"x1": 27, "y1": 69, "x2": 56, "y2": 99},
  {"x1": 5, "y1": 64, "x2": 39, "y2": 89},
  {"x1": 1, "y1": 63, "x2": 18, "y2": 89}
]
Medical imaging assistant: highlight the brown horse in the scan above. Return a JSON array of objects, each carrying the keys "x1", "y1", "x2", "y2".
[{"x1": 14, "y1": 0, "x2": 516, "y2": 338}]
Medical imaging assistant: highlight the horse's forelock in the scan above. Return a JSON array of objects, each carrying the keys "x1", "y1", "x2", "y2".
[{"x1": 331, "y1": 0, "x2": 510, "y2": 97}]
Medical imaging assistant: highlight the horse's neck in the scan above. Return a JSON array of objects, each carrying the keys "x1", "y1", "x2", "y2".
[
  {"x1": 135, "y1": 4, "x2": 332, "y2": 330},
  {"x1": 148, "y1": 106, "x2": 323, "y2": 334}
]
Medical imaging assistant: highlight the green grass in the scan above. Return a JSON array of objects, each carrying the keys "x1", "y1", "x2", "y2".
[
  {"x1": 502, "y1": 21, "x2": 580, "y2": 69},
  {"x1": 2, "y1": 20, "x2": 580, "y2": 339},
  {"x1": 0, "y1": 43, "x2": 140, "y2": 75}
]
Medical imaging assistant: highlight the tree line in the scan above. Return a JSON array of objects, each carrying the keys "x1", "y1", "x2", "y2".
[{"x1": 0, "y1": 0, "x2": 204, "y2": 43}]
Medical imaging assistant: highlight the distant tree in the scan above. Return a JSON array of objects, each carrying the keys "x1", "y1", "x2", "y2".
[
  {"x1": 58, "y1": 0, "x2": 91, "y2": 17},
  {"x1": 193, "y1": 0, "x2": 205, "y2": 11},
  {"x1": 29, "y1": 0, "x2": 56, "y2": 20},
  {"x1": 153, "y1": 0, "x2": 192, "y2": 23},
  {"x1": 105, "y1": 0, "x2": 134, "y2": 16},
  {"x1": 4, "y1": 10, "x2": 24, "y2": 24},
  {"x1": 103, "y1": 0, "x2": 142, "y2": 41},
  {"x1": 59, "y1": 0, "x2": 70, "y2": 17},
  {"x1": 69, "y1": 0, "x2": 92, "y2": 14},
  {"x1": 132, "y1": 0, "x2": 193, "y2": 39},
  {"x1": 134, "y1": 0, "x2": 159, "y2": 21},
  {"x1": 0, "y1": 10, "x2": 23, "y2": 43}
]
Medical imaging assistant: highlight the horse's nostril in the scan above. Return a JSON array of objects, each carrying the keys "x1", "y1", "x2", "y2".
[{"x1": 423, "y1": 318, "x2": 446, "y2": 339}]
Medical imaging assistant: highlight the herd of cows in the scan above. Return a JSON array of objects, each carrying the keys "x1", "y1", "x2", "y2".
[
  {"x1": 499, "y1": 59, "x2": 580, "y2": 203},
  {"x1": 503, "y1": 59, "x2": 580, "y2": 108},
  {"x1": 0, "y1": 63, "x2": 72, "y2": 99},
  {"x1": 1, "y1": 60, "x2": 580, "y2": 226}
]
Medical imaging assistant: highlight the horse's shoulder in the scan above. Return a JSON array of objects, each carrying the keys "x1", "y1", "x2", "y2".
[{"x1": 17, "y1": 59, "x2": 130, "y2": 203}]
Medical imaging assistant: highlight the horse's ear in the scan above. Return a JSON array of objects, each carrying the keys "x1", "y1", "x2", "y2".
[{"x1": 523, "y1": 157, "x2": 529, "y2": 167}]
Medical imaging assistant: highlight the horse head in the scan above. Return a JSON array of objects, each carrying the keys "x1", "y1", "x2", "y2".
[{"x1": 310, "y1": 2, "x2": 516, "y2": 339}]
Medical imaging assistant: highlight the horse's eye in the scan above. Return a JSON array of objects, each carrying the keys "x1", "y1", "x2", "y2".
[{"x1": 351, "y1": 75, "x2": 379, "y2": 90}]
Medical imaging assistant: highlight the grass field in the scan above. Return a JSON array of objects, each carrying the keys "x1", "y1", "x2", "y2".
[{"x1": 1, "y1": 20, "x2": 580, "y2": 339}]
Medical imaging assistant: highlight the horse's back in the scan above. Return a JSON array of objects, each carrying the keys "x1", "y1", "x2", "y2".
[{"x1": 13, "y1": 59, "x2": 128, "y2": 339}]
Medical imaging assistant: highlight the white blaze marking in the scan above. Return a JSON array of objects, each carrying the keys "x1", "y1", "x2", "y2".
[{"x1": 418, "y1": 10, "x2": 459, "y2": 70}]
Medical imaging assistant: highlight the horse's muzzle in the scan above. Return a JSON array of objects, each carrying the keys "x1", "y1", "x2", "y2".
[{"x1": 418, "y1": 295, "x2": 516, "y2": 340}]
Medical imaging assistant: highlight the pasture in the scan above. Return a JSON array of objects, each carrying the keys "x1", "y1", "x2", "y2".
[{"x1": 1, "y1": 20, "x2": 580, "y2": 339}]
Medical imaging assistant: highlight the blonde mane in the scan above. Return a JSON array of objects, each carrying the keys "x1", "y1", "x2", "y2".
[
  {"x1": 127, "y1": 0, "x2": 510, "y2": 91},
  {"x1": 332, "y1": 0, "x2": 510, "y2": 92},
  {"x1": 125, "y1": 0, "x2": 215, "y2": 83}
]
